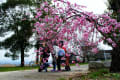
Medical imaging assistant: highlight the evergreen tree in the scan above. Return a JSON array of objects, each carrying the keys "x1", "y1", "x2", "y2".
[
  {"x1": 0, "y1": 0, "x2": 37, "y2": 67},
  {"x1": 108, "y1": 0, "x2": 120, "y2": 21}
]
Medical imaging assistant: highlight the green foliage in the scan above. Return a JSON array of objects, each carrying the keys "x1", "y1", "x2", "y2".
[
  {"x1": 0, "y1": 0, "x2": 52, "y2": 67},
  {"x1": 0, "y1": 0, "x2": 38, "y2": 11},
  {"x1": 0, "y1": 0, "x2": 36, "y2": 61},
  {"x1": 108, "y1": 0, "x2": 120, "y2": 21},
  {"x1": 0, "y1": 9, "x2": 34, "y2": 59},
  {"x1": 108, "y1": 0, "x2": 120, "y2": 12}
]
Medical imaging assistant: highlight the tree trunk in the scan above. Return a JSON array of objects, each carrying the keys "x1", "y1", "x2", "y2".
[
  {"x1": 21, "y1": 43, "x2": 24, "y2": 67},
  {"x1": 86, "y1": 55, "x2": 89, "y2": 62},
  {"x1": 36, "y1": 52, "x2": 39, "y2": 64},
  {"x1": 36, "y1": 41, "x2": 39, "y2": 65},
  {"x1": 110, "y1": 46, "x2": 120, "y2": 73},
  {"x1": 82, "y1": 57, "x2": 85, "y2": 63}
]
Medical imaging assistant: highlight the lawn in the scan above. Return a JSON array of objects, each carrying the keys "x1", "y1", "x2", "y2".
[
  {"x1": 70, "y1": 63, "x2": 88, "y2": 66},
  {"x1": 70, "y1": 69, "x2": 120, "y2": 80},
  {"x1": 58, "y1": 68, "x2": 120, "y2": 80},
  {"x1": 0, "y1": 63, "x2": 88, "y2": 72},
  {"x1": 0, "y1": 66, "x2": 38, "y2": 72}
]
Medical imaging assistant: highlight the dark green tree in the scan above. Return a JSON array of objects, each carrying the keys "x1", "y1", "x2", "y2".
[
  {"x1": 0, "y1": 0, "x2": 51, "y2": 67},
  {"x1": 0, "y1": 0, "x2": 39, "y2": 67},
  {"x1": 108, "y1": 0, "x2": 120, "y2": 21},
  {"x1": 0, "y1": 9, "x2": 34, "y2": 67}
]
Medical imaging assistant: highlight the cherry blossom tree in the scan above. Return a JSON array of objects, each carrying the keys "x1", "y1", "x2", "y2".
[{"x1": 33, "y1": 0, "x2": 120, "y2": 72}]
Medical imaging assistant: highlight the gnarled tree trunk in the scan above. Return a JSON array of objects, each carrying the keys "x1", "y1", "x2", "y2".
[{"x1": 110, "y1": 46, "x2": 120, "y2": 73}]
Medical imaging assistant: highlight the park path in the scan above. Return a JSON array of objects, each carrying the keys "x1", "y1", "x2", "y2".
[{"x1": 0, "y1": 65, "x2": 88, "y2": 80}]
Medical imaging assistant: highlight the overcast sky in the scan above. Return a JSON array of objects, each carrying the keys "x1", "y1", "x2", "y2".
[
  {"x1": 69, "y1": 0, "x2": 108, "y2": 14},
  {"x1": 0, "y1": 0, "x2": 111, "y2": 65},
  {"x1": 0, "y1": 0, "x2": 108, "y2": 14},
  {"x1": 0, "y1": 0, "x2": 6, "y2": 4}
]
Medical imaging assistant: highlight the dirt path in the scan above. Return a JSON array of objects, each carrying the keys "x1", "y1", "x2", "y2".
[{"x1": 0, "y1": 65, "x2": 88, "y2": 80}]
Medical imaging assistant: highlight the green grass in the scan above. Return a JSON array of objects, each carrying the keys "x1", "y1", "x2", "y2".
[
  {"x1": 0, "y1": 66, "x2": 38, "y2": 72},
  {"x1": 58, "y1": 77, "x2": 66, "y2": 80},
  {"x1": 70, "y1": 63, "x2": 88, "y2": 66},
  {"x1": 79, "y1": 69, "x2": 120, "y2": 80},
  {"x1": 0, "y1": 63, "x2": 88, "y2": 72}
]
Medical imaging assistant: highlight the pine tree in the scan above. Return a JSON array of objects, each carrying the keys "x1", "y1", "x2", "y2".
[{"x1": 0, "y1": 0, "x2": 38, "y2": 67}]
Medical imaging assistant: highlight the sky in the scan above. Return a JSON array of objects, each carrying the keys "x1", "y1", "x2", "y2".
[
  {"x1": 0, "y1": 0, "x2": 6, "y2": 4},
  {"x1": 69, "y1": 0, "x2": 108, "y2": 14},
  {"x1": 0, "y1": 0, "x2": 112, "y2": 65}
]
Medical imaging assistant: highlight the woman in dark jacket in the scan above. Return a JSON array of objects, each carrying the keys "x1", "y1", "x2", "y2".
[{"x1": 39, "y1": 42, "x2": 50, "y2": 72}]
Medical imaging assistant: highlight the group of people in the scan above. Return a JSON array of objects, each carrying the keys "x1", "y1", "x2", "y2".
[{"x1": 38, "y1": 41, "x2": 71, "y2": 72}]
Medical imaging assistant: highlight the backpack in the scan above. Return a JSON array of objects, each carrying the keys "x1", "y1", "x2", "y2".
[{"x1": 58, "y1": 49, "x2": 65, "y2": 57}]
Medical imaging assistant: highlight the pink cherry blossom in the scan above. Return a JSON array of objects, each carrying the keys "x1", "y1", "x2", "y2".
[
  {"x1": 91, "y1": 48, "x2": 98, "y2": 54},
  {"x1": 72, "y1": 61, "x2": 76, "y2": 64},
  {"x1": 33, "y1": 0, "x2": 120, "y2": 60},
  {"x1": 61, "y1": 63, "x2": 66, "y2": 66},
  {"x1": 107, "y1": 38, "x2": 113, "y2": 43},
  {"x1": 112, "y1": 43, "x2": 117, "y2": 47},
  {"x1": 76, "y1": 57, "x2": 80, "y2": 62},
  {"x1": 44, "y1": 8, "x2": 48, "y2": 13},
  {"x1": 76, "y1": 63, "x2": 80, "y2": 68}
]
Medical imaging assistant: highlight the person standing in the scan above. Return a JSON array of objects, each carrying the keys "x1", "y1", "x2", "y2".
[
  {"x1": 51, "y1": 41, "x2": 59, "y2": 72},
  {"x1": 64, "y1": 49, "x2": 71, "y2": 71},
  {"x1": 57, "y1": 41, "x2": 65, "y2": 71},
  {"x1": 60, "y1": 41, "x2": 71, "y2": 71}
]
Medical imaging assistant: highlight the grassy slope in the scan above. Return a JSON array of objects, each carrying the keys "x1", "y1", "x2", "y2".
[{"x1": 75, "y1": 69, "x2": 120, "y2": 80}]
